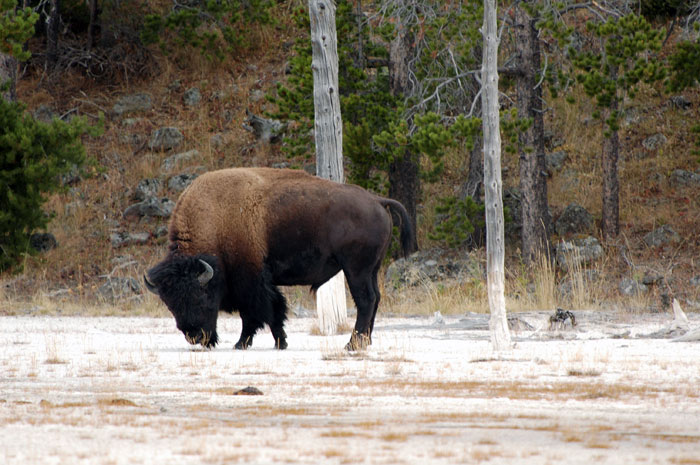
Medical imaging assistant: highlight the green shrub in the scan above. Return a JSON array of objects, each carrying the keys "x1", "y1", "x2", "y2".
[
  {"x1": 0, "y1": 98, "x2": 95, "y2": 272},
  {"x1": 141, "y1": 0, "x2": 275, "y2": 61}
]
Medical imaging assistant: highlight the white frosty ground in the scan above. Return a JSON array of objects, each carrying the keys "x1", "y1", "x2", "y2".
[{"x1": 1, "y1": 311, "x2": 699, "y2": 465}]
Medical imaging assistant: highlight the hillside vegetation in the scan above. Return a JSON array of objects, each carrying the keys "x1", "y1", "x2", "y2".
[{"x1": 1, "y1": 0, "x2": 699, "y2": 316}]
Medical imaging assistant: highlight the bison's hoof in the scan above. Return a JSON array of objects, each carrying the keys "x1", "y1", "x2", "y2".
[
  {"x1": 235, "y1": 336, "x2": 253, "y2": 350},
  {"x1": 345, "y1": 332, "x2": 371, "y2": 351},
  {"x1": 276, "y1": 339, "x2": 288, "y2": 350}
]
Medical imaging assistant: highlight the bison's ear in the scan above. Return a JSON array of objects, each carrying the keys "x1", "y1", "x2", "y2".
[
  {"x1": 197, "y1": 259, "x2": 214, "y2": 286},
  {"x1": 144, "y1": 274, "x2": 159, "y2": 295}
]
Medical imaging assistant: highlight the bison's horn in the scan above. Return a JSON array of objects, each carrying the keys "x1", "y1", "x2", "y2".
[
  {"x1": 143, "y1": 274, "x2": 158, "y2": 294},
  {"x1": 197, "y1": 259, "x2": 214, "y2": 286}
]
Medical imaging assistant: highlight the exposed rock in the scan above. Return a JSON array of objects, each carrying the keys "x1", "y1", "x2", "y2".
[
  {"x1": 642, "y1": 273, "x2": 664, "y2": 286},
  {"x1": 149, "y1": 127, "x2": 184, "y2": 151},
  {"x1": 59, "y1": 164, "x2": 81, "y2": 186},
  {"x1": 555, "y1": 203, "x2": 593, "y2": 236},
  {"x1": 110, "y1": 232, "x2": 150, "y2": 248},
  {"x1": 243, "y1": 110, "x2": 284, "y2": 143},
  {"x1": 669, "y1": 95, "x2": 691, "y2": 110},
  {"x1": 122, "y1": 117, "x2": 143, "y2": 127},
  {"x1": 183, "y1": 87, "x2": 201, "y2": 106},
  {"x1": 113, "y1": 93, "x2": 152, "y2": 116},
  {"x1": 98, "y1": 277, "x2": 142, "y2": 302},
  {"x1": 154, "y1": 225, "x2": 169, "y2": 238},
  {"x1": 690, "y1": 276, "x2": 700, "y2": 287},
  {"x1": 643, "y1": 225, "x2": 680, "y2": 248},
  {"x1": 670, "y1": 169, "x2": 700, "y2": 187},
  {"x1": 233, "y1": 386, "x2": 264, "y2": 396},
  {"x1": 131, "y1": 178, "x2": 162, "y2": 202},
  {"x1": 385, "y1": 248, "x2": 483, "y2": 292},
  {"x1": 120, "y1": 133, "x2": 147, "y2": 151},
  {"x1": 167, "y1": 173, "x2": 198, "y2": 192},
  {"x1": 210, "y1": 133, "x2": 224, "y2": 150},
  {"x1": 161, "y1": 149, "x2": 199, "y2": 172},
  {"x1": 32, "y1": 104, "x2": 57, "y2": 122},
  {"x1": 249, "y1": 89, "x2": 265, "y2": 102},
  {"x1": 546, "y1": 150, "x2": 568, "y2": 174},
  {"x1": 642, "y1": 133, "x2": 667, "y2": 151},
  {"x1": 30, "y1": 233, "x2": 57, "y2": 252},
  {"x1": 555, "y1": 236, "x2": 603, "y2": 270},
  {"x1": 123, "y1": 197, "x2": 175, "y2": 221},
  {"x1": 619, "y1": 278, "x2": 648, "y2": 296}
]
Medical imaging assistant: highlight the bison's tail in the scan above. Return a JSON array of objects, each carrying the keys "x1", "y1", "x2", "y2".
[{"x1": 378, "y1": 198, "x2": 417, "y2": 257}]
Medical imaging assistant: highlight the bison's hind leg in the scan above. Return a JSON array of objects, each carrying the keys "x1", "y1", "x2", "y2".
[
  {"x1": 268, "y1": 284, "x2": 288, "y2": 350},
  {"x1": 344, "y1": 273, "x2": 378, "y2": 351}
]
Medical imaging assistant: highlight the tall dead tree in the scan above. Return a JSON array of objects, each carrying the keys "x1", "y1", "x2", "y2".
[
  {"x1": 514, "y1": 3, "x2": 551, "y2": 263},
  {"x1": 482, "y1": 0, "x2": 511, "y2": 352},
  {"x1": 308, "y1": 0, "x2": 348, "y2": 335},
  {"x1": 0, "y1": 53, "x2": 17, "y2": 101},
  {"x1": 46, "y1": 0, "x2": 60, "y2": 69},
  {"x1": 387, "y1": 2, "x2": 419, "y2": 250}
]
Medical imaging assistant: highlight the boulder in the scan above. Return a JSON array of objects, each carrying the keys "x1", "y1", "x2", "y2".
[
  {"x1": 670, "y1": 169, "x2": 700, "y2": 187},
  {"x1": 32, "y1": 104, "x2": 57, "y2": 123},
  {"x1": 149, "y1": 127, "x2": 183, "y2": 151},
  {"x1": 643, "y1": 225, "x2": 680, "y2": 248},
  {"x1": 385, "y1": 248, "x2": 483, "y2": 291},
  {"x1": 210, "y1": 133, "x2": 225, "y2": 150},
  {"x1": 546, "y1": 150, "x2": 568, "y2": 174},
  {"x1": 642, "y1": 133, "x2": 667, "y2": 151},
  {"x1": 243, "y1": 110, "x2": 284, "y2": 143},
  {"x1": 123, "y1": 197, "x2": 175, "y2": 221},
  {"x1": 619, "y1": 278, "x2": 648, "y2": 296},
  {"x1": 98, "y1": 277, "x2": 142, "y2": 302},
  {"x1": 669, "y1": 95, "x2": 691, "y2": 110},
  {"x1": 555, "y1": 236, "x2": 603, "y2": 270},
  {"x1": 555, "y1": 203, "x2": 593, "y2": 236},
  {"x1": 110, "y1": 232, "x2": 150, "y2": 248},
  {"x1": 161, "y1": 149, "x2": 199, "y2": 172},
  {"x1": 113, "y1": 93, "x2": 152, "y2": 116},
  {"x1": 30, "y1": 233, "x2": 57, "y2": 252},
  {"x1": 183, "y1": 87, "x2": 201, "y2": 106},
  {"x1": 167, "y1": 173, "x2": 198, "y2": 192},
  {"x1": 131, "y1": 178, "x2": 162, "y2": 202}
]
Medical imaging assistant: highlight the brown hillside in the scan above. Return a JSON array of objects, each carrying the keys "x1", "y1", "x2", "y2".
[{"x1": 1, "y1": 7, "x2": 699, "y2": 316}]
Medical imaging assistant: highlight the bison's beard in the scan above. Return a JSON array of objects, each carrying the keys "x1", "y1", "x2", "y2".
[{"x1": 184, "y1": 329, "x2": 219, "y2": 348}]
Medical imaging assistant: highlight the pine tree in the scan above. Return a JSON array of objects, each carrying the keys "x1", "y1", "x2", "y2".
[
  {"x1": 0, "y1": 98, "x2": 96, "y2": 271},
  {"x1": 569, "y1": 13, "x2": 666, "y2": 239},
  {"x1": 141, "y1": 0, "x2": 275, "y2": 61}
]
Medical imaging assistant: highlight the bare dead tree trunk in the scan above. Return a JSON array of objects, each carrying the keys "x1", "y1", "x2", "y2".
[
  {"x1": 87, "y1": 0, "x2": 100, "y2": 51},
  {"x1": 601, "y1": 101, "x2": 620, "y2": 240},
  {"x1": 308, "y1": 0, "x2": 348, "y2": 335},
  {"x1": 46, "y1": 0, "x2": 60, "y2": 69},
  {"x1": 514, "y1": 4, "x2": 551, "y2": 264},
  {"x1": 0, "y1": 54, "x2": 17, "y2": 102},
  {"x1": 388, "y1": 7, "x2": 419, "y2": 251},
  {"x1": 482, "y1": 0, "x2": 511, "y2": 352}
]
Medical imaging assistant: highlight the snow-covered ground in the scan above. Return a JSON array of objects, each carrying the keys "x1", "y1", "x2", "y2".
[{"x1": 1, "y1": 311, "x2": 699, "y2": 464}]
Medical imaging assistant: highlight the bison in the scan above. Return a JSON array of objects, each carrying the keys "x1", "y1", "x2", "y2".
[{"x1": 144, "y1": 167, "x2": 414, "y2": 351}]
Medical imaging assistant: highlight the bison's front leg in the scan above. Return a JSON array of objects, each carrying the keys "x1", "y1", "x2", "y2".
[
  {"x1": 346, "y1": 331, "x2": 371, "y2": 351},
  {"x1": 235, "y1": 314, "x2": 263, "y2": 350}
]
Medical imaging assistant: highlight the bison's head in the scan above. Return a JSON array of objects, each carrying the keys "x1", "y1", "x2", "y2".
[{"x1": 144, "y1": 254, "x2": 224, "y2": 348}]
